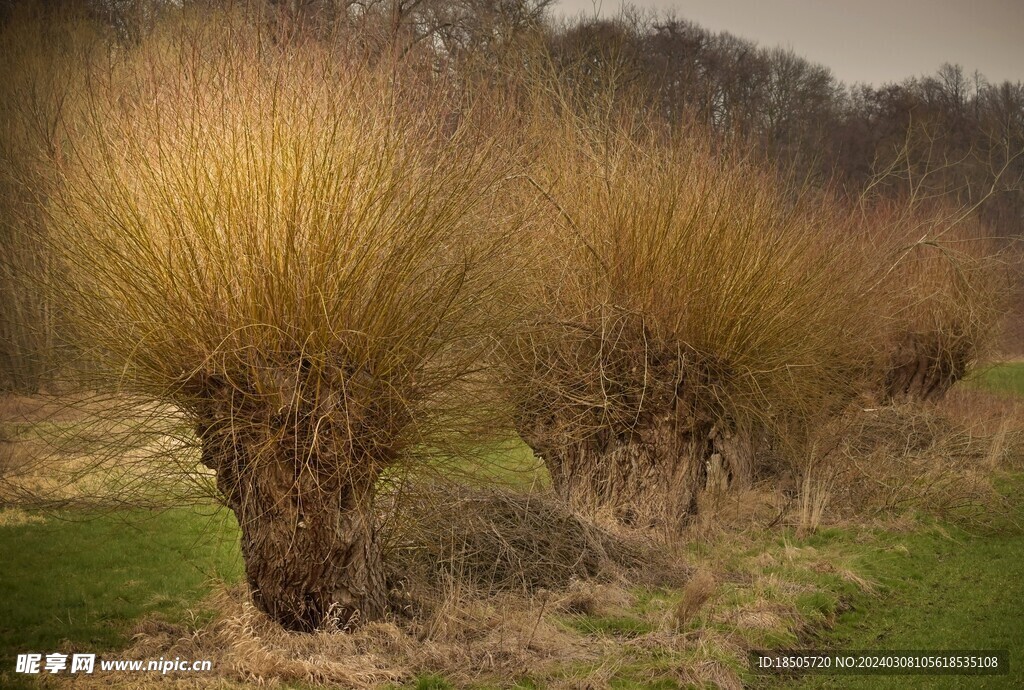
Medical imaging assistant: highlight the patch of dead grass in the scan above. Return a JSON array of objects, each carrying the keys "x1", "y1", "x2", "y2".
[
  {"x1": 0, "y1": 506, "x2": 46, "y2": 526},
  {"x1": 674, "y1": 569, "x2": 717, "y2": 629},
  {"x1": 800, "y1": 393, "x2": 1024, "y2": 530}
]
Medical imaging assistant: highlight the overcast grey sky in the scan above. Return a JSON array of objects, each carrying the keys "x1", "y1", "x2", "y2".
[{"x1": 555, "y1": 0, "x2": 1024, "y2": 87}]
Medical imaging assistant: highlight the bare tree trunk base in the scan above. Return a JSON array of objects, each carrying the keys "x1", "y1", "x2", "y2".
[
  {"x1": 519, "y1": 414, "x2": 713, "y2": 533},
  {"x1": 199, "y1": 424, "x2": 387, "y2": 632},
  {"x1": 884, "y1": 333, "x2": 973, "y2": 402}
]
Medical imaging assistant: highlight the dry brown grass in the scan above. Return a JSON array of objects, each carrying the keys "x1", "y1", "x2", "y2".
[
  {"x1": 0, "y1": 506, "x2": 47, "y2": 526},
  {"x1": 807, "y1": 392, "x2": 1024, "y2": 530},
  {"x1": 67, "y1": 579, "x2": 754, "y2": 690},
  {"x1": 112, "y1": 583, "x2": 593, "y2": 689},
  {"x1": 674, "y1": 569, "x2": 717, "y2": 629},
  {"x1": 940, "y1": 386, "x2": 1024, "y2": 439},
  {"x1": 797, "y1": 469, "x2": 834, "y2": 537},
  {"x1": 383, "y1": 482, "x2": 670, "y2": 600}
]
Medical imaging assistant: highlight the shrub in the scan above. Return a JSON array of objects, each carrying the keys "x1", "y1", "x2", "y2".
[
  {"x1": 501, "y1": 101, "x2": 877, "y2": 531},
  {"x1": 864, "y1": 200, "x2": 1009, "y2": 402},
  {"x1": 46, "y1": 12, "x2": 521, "y2": 631}
]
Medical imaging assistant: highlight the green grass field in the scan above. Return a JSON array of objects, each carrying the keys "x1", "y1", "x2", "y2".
[
  {"x1": 966, "y1": 362, "x2": 1024, "y2": 397},
  {"x1": 0, "y1": 506, "x2": 241, "y2": 656},
  {"x1": 768, "y1": 363, "x2": 1024, "y2": 689},
  {"x1": 778, "y1": 480, "x2": 1024, "y2": 689}
]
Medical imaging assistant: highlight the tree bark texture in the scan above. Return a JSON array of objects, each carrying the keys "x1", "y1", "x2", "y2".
[
  {"x1": 518, "y1": 412, "x2": 758, "y2": 532},
  {"x1": 511, "y1": 315, "x2": 758, "y2": 532},
  {"x1": 199, "y1": 427, "x2": 386, "y2": 631},
  {"x1": 708, "y1": 423, "x2": 757, "y2": 491},
  {"x1": 192, "y1": 366, "x2": 395, "y2": 632},
  {"x1": 883, "y1": 332, "x2": 973, "y2": 402},
  {"x1": 518, "y1": 411, "x2": 709, "y2": 531}
]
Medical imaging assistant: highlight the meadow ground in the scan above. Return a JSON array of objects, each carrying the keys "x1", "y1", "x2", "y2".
[
  {"x1": 1, "y1": 363, "x2": 1023, "y2": 688},
  {"x1": 966, "y1": 362, "x2": 1024, "y2": 397},
  {"x1": 783, "y1": 480, "x2": 1024, "y2": 690}
]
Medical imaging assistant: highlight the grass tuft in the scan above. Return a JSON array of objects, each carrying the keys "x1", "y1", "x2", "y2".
[{"x1": 674, "y1": 569, "x2": 717, "y2": 629}]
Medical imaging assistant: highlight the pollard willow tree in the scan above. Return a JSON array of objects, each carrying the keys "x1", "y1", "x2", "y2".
[
  {"x1": 48, "y1": 21, "x2": 520, "y2": 631},
  {"x1": 503, "y1": 107, "x2": 877, "y2": 531},
  {"x1": 867, "y1": 200, "x2": 1008, "y2": 402}
]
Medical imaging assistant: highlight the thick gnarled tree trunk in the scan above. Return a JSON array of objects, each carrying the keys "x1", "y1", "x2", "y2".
[
  {"x1": 707, "y1": 423, "x2": 757, "y2": 492},
  {"x1": 198, "y1": 421, "x2": 387, "y2": 632},
  {"x1": 518, "y1": 407, "x2": 719, "y2": 532},
  {"x1": 883, "y1": 332, "x2": 973, "y2": 402},
  {"x1": 512, "y1": 318, "x2": 759, "y2": 532}
]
